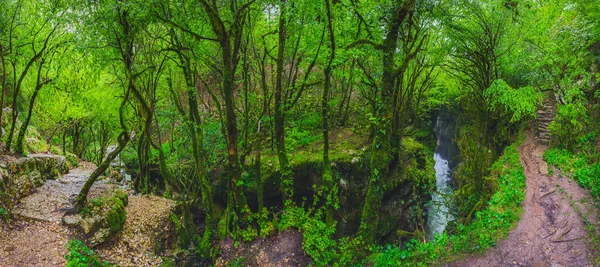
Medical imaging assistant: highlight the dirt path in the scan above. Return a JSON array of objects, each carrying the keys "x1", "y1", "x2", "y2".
[
  {"x1": 0, "y1": 163, "x2": 176, "y2": 267},
  {"x1": 449, "y1": 132, "x2": 599, "y2": 267}
]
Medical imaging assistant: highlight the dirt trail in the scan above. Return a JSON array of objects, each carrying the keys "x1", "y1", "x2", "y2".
[
  {"x1": 449, "y1": 132, "x2": 599, "y2": 267},
  {"x1": 0, "y1": 163, "x2": 176, "y2": 267}
]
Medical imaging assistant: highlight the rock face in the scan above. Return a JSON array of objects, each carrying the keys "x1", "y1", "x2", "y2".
[
  {"x1": 3, "y1": 154, "x2": 69, "y2": 200},
  {"x1": 64, "y1": 189, "x2": 128, "y2": 247},
  {"x1": 434, "y1": 106, "x2": 460, "y2": 169}
]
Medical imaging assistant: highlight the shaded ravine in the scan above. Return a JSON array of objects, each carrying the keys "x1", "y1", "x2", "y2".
[
  {"x1": 448, "y1": 131, "x2": 599, "y2": 267},
  {"x1": 426, "y1": 107, "x2": 459, "y2": 240}
]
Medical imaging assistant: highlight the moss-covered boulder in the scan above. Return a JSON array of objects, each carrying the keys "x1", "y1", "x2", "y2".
[{"x1": 65, "y1": 189, "x2": 128, "y2": 247}]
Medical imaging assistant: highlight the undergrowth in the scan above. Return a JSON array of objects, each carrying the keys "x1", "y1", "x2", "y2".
[
  {"x1": 366, "y1": 136, "x2": 525, "y2": 266},
  {"x1": 544, "y1": 148, "x2": 600, "y2": 198},
  {"x1": 65, "y1": 239, "x2": 116, "y2": 267}
]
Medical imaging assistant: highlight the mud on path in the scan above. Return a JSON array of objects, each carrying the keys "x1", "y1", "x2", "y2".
[
  {"x1": 0, "y1": 163, "x2": 176, "y2": 267},
  {"x1": 449, "y1": 132, "x2": 599, "y2": 267}
]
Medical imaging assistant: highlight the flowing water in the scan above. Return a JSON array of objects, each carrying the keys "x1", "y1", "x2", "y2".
[
  {"x1": 426, "y1": 151, "x2": 454, "y2": 240},
  {"x1": 426, "y1": 109, "x2": 458, "y2": 241}
]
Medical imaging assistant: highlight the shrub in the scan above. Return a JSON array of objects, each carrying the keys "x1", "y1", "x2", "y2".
[
  {"x1": 279, "y1": 206, "x2": 336, "y2": 266},
  {"x1": 548, "y1": 103, "x2": 590, "y2": 151}
]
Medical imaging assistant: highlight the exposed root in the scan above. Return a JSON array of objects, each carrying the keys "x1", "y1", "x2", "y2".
[
  {"x1": 539, "y1": 190, "x2": 556, "y2": 200},
  {"x1": 550, "y1": 236, "x2": 584, "y2": 243}
]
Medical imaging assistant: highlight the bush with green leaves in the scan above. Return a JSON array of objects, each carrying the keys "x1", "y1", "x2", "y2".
[
  {"x1": 484, "y1": 79, "x2": 541, "y2": 123},
  {"x1": 278, "y1": 206, "x2": 337, "y2": 266},
  {"x1": 65, "y1": 239, "x2": 116, "y2": 267},
  {"x1": 548, "y1": 103, "x2": 591, "y2": 151}
]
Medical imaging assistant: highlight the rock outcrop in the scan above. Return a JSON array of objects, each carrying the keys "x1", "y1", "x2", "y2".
[{"x1": 2, "y1": 154, "x2": 69, "y2": 200}]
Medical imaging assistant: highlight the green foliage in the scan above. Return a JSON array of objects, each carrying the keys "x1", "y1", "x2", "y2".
[
  {"x1": 234, "y1": 207, "x2": 276, "y2": 242},
  {"x1": 65, "y1": 239, "x2": 116, "y2": 267},
  {"x1": 0, "y1": 180, "x2": 8, "y2": 222},
  {"x1": 453, "y1": 126, "x2": 498, "y2": 220},
  {"x1": 484, "y1": 79, "x2": 541, "y2": 123},
  {"x1": 548, "y1": 103, "x2": 591, "y2": 151},
  {"x1": 279, "y1": 206, "x2": 337, "y2": 266},
  {"x1": 450, "y1": 141, "x2": 525, "y2": 253},
  {"x1": 287, "y1": 128, "x2": 321, "y2": 151},
  {"x1": 159, "y1": 257, "x2": 177, "y2": 267}
]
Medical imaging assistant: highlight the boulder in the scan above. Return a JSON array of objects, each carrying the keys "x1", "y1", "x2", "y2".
[{"x1": 64, "y1": 189, "x2": 128, "y2": 247}]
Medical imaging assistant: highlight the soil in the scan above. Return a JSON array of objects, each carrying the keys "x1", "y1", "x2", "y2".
[
  {"x1": 0, "y1": 162, "x2": 177, "y2": 267},
  {"x1": 448, "y1": 131, "x2": 600, "y2": 267},
  {"x1": 95, "y1": 195, "x2": 177, "y2": 267},
  {"x1": 216, "y1": 230, "x2": 311, "y2": 267}
]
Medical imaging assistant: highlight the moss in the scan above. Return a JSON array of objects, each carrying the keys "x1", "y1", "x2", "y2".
[
  {"x1": 105, "y1": 197, "x2": 126, "y2": 234},
  {"x1": 25, "y1": 127, "x2": 48, "y2": 154},
  {"x1": 398, "y1": 137, "x2": 436, "y2": 190},
  {"x1": 113, "y1": 188, "x2": 128, "y2": 206},
  {"x1": 83, "y1": 189, "x2": 128, "y2": 236}
]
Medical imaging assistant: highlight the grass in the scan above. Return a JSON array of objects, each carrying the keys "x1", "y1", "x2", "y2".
[{"x1": 544, "y1": 148, "x2": 600, "y2": 199}]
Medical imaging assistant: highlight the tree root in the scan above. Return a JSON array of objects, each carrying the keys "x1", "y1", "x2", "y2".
[
  {"x1": 539, "y1": 190, "x2": 556, "y2": 200},
  {"x1": 543, "y1": 228, "x2": 557, "y2": 239},
  {"x1": 558, "y1": 224, "x2": 573, "y2": 239},
  {"x1": 563, "y1": 244, "x2": 574, "y2": 252},
  {"x1": 60, "y1": 200, "x2": 83, "y2": 225},
  {"x1": 550, "y1": 236, "x2": 584, "y2": 243}
]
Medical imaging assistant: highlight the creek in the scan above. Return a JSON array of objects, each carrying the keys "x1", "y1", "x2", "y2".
[{"x1": 426, "y1": 108, "x2": 459, "y2": 241}]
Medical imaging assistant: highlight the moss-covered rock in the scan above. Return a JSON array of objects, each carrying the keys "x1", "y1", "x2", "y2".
[{"x1": 66, "y1": 188, "x2": 128, "y2": 247}]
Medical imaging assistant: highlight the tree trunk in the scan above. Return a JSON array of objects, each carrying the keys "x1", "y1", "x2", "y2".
[
  {"x1": 275, "y1": 1, "x2": 293, "y2": 205},
  {"x1": 359, "y1": 0, "x2": 415, "y2": 243},
  {"x1": 322, "y1": 0, "x2": 336, "y2": 226},
  {"x1": 65, "y1": 130, "x2": 130, "y2": 214},
  {"x1": 15, "y1": 61, "x2": 49, "y2": 155}
]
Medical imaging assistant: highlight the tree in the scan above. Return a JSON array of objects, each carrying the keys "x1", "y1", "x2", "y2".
[{"x1": 348, "y1": 0, "x2": 426, "y2": 243}]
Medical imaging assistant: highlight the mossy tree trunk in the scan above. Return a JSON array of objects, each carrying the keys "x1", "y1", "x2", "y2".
[
  {"x1": 198, "y1": 1, "x2": 253, "y2": 231},
  {"x1": 356, "y1": 0, "x2": 415, "y2": 243},
  {"x1": 6, "y1": 25, "x2": 56, "y2": 152},
  {"x1": 0, "y1": 45, "x2": 6, "y2": 138},
  {"x1": 163, "y1": 26, "x2": 217, "y2": 255},
  {"x1": 15, "y1": 56, "x2": 54, "y2": 155},
  {"x1": 65, "y1": 3, "x2": 137, "y2": 213},
  {"x1": 275, "y1": 0, "x2": 293, "y2": 205},
  {"x1": 322, "y1": 0, "x2": 336, "y2": 226}
]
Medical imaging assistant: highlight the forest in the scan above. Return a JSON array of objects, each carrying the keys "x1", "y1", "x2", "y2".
[{"x1": 1, "y1": 0, "x2": 600, "y2": 266}]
